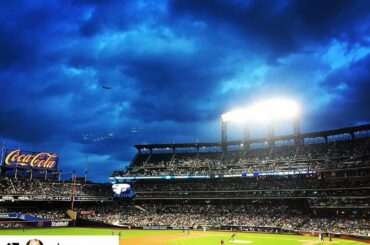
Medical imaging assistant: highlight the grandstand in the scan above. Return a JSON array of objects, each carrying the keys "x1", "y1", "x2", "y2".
[
  {"x1": 0, "y1": 124, "x2": 369, "y2": 241},
  {"x1": 116, "y1": 124, "x2": 370, "y2": 179},
  {"x1": 107, "y1": 124, "x2": 370, "y2": 237}
]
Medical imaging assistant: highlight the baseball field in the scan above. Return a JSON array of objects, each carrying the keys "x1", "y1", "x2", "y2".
[{"x1": 0, "y1": 228, "x2": 368, "y2": 245}]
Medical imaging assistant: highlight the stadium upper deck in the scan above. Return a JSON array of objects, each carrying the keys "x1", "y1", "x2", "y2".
[{"x1": 111, "y1": 124, "x2": 370, "y2": 179}]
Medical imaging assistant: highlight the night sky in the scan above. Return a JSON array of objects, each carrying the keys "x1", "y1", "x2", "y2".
[{"x1": 0, "y1": 0, "x2": 370, "y2": 182}]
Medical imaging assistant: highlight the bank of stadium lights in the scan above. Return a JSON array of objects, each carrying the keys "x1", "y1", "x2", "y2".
[
  {"x1": 220, "y1": 98, "x2": 301, "y2": 150},
  {"x1": 221, "y1": 98, "x2": 300, "y2": 123}
]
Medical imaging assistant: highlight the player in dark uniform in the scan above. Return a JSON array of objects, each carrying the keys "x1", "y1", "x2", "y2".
[{"x1": 230, "y1": 233, "x2": 236, "y2": 241}]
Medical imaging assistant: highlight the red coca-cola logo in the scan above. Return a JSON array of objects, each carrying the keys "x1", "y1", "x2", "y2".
[{"x1": 4, "y1": 150, "x2": 57, "y2": 169}]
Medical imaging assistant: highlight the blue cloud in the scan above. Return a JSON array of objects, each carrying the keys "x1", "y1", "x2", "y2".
[{"x1": 0, "y1": 0, "x2": 369, "y2": 181}]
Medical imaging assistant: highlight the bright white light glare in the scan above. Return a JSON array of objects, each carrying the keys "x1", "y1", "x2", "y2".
[
  {"x1": 221, "y1": 109, "x2": 247, "y2": 122},
  {"x1": 221, "y1": 98, "x2": 300, "y2": 123}
]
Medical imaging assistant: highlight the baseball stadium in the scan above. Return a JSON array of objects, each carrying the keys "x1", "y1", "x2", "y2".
[
  {"x1": 1, "y1": 1, "x2": 370, "y2": 245},
  {"x1": 0, "y1": 104, "x2": 369, "y2": 244}
]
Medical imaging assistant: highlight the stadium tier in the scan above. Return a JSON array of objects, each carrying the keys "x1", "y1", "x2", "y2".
[
  {"x1": 0, "y1": 176, "x2": 112, "y2": 201},
  {"x1": 115, "y1": 133, "x2": 370, "y2": 178},
  {"x1": 0, "y1": 124, "x2": 369, "y2": 238}
]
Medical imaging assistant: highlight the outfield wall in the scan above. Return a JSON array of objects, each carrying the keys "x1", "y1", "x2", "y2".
[{"x1": 0, "y1": 220, "x2": 73, "y2": 229}]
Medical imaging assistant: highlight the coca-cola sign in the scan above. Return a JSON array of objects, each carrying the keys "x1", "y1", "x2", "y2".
[{"x1": 3, "y1": 149, "x2": 58, "y2": 170}]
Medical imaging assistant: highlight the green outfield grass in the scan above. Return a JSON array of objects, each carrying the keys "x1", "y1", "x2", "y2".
[
  {"x1": 0, "y1": 227, "x2": 367, "y2": 245},
  {"x1": 0, "y1": 227, "x2": 173, "y2": 237},
  {"x1": 167, "y1": 232, "x2": 366, "y2": 245}
]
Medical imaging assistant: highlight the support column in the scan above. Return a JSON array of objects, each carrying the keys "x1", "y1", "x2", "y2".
[
  {"x1": 0, "y1": 141, "x2": 5, "y2": 174},
  {"x1": 267, "y1": 122, "x2": 275, "y2": 147},
  {"x1": 84, "y1": 156, "x2": 89, "y2": 182},
  {"x1": 221, "y1": 119, "x2": 228, "y2": 152},
  {"x1": 243, "y1": 123, "x2": 250, "y2": 151},
  {"x1": 293, "y1": 117, "x2": 302, "y2": 145},
  {"x1": 324, "y1": 135, "x2": 328, "y2": 143},
  {"x1": 350, "y1": 132, "x2": 355, "y2": 140}
]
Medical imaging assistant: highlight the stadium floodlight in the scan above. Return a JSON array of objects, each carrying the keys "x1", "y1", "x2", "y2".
[
  {"x1": 248, "y1": 98, "x2": 299, "y2": 122},
  {"x1": 221, "y1": 108, "x2": 248, "y2": 123},
  {"x1": 221, "y1": 98, "x2": 300, "y2": 123}
]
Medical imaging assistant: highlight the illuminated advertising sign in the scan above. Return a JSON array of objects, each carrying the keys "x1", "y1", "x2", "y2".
[
  {"x1": 112, "y1": 183, "x2": 135, "y2": 198},
  {"x1": 2, "y1": 149, "x2": 58, "y2": 170}
]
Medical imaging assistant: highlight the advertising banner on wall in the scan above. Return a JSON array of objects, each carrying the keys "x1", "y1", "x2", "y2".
[
  {"x1": 0, "y1": 220, "x2": 73, "y2": 229},
  {"x1": 0, "y1": 195, "x2": 112, "y2": 202},
  {"x1": 2, "y1": 149, "x2": 58, "y2": 170}
]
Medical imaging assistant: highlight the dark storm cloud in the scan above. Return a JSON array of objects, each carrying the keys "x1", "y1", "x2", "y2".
[
  {"x1": 78, "y1": 1, "x2": 130, "y2": 37},
  {"x1": 0, "y1": 0, "x2": 369, "y2": 181},
  {"x1": 122, "y1": 52, "x2": 232, "y2": 122},
  {"x1": 312, "y1": 54, "x2": 370, "y2": 128},
  {"x1": 170, "y1": 0, "x2": 370, "y2": 61},
  {"x1": 0, "y1": 1, "x2": 82, "y2": 69}
]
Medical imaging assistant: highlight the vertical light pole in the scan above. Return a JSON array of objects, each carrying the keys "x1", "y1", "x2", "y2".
[
  {"x1": 84, "y1": 155, "x2": 89, "y2": 182},
  {"x1": 0, "y1": 140, "x2": 5, "y2": 175},
  {"x1": 293, "y1": 117, "x2": 301, "y2": 145},
  {"x1": 221, "y1": 119, "x2": 227, "y2": 152},
  {"x1": 243, "y1": 123, "x2": 250, "y2": 151},
  {"x1": 267, "y1": 121, "x2": 275, "y2": 147},
  {"x1": 71, "y1": 170, "x2": 76, "y2": 210},
  {"x1": 14, "y1": 147, "x2": 21, "y2": 179}
]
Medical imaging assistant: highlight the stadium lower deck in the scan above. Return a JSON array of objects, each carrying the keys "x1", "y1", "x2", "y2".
[{"x1": 0, "y1": 125, "x2": 369, "y2": 243}]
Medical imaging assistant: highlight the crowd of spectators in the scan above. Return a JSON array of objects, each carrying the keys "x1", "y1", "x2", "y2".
[
  {"x1": 301, "y1": 217, "x2": 369, "y2": 236},
  {"x1": 77, "y1": 202, "x2": 370, "y2": 236},
  {"x1": 136, "y1": 188, "x2": 370, "y2": 199},
  {"x1": 132, "y1": 175, "x2": 370, "y2": 201},
  {"x1": 308, "y1": 198, "x2": 370, "y2": 208},
  {"x1": 136, "y1": 189, "x2": 370, "y2": 200},
  {"x1": 0, "y1": 176, "x2": 112, "y2": 197},
  {"x1": 120, "y1": 137, "x2": 370, "y2": 177},
  {"x1": 134, "y1": 175, "x2": 370, "y2": 192}
]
